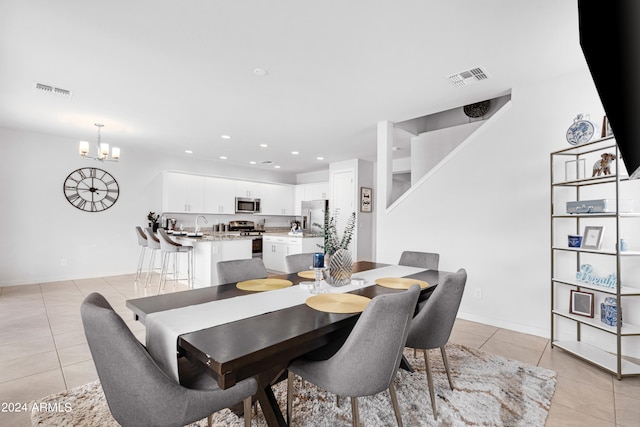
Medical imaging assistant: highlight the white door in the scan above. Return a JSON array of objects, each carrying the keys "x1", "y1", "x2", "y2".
[{"x1": 330, "y1": 169, "x2": 356, "y2": 255}]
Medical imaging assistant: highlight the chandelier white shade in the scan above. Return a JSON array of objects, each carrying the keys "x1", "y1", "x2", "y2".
[{"x1": 79, "y1": 124, "x2": 120, "y2": 161}]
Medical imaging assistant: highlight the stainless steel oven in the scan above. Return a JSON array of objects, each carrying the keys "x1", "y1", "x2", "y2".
[
  {"x1": 250, "y1": 236, "x2": 263, "y2": 258},
  {"x1": 228, "y1": 220, "x2": 263, "y2": 258}
]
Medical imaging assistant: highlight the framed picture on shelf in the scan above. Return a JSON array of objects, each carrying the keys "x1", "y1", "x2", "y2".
[
  {"x1": 565, "y1": 159, "x2": 586, "y2": 181},
  {"x1": 570, "y1": 290, "x2": 595, "y2": 317},
  {"x1": 601, "y1": 115, "x2": 614, "y2": 138},
  {"x1": 581, "y1": 226, "x2": 604, "y2": 250},
  {"x1": 360, "y1": 187, "x2": 372, "y2": 212}
]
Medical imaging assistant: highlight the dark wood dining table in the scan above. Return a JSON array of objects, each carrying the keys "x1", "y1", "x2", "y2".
[{"x1": 126, "y1": 261, "x2": 452, "y2": 427}]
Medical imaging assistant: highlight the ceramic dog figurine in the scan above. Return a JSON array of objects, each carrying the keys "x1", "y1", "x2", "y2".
[{"x1": 592, "y1": 153, "x2": 616, "y2": 177}]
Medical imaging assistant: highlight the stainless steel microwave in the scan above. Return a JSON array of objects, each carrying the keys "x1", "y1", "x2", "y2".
[{"x1": 235, "y1": 197, "x2": 261, "y2": 214}]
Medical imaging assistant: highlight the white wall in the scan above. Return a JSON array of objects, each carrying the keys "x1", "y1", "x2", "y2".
[
  {"x1": 356, "y1": 159, "x2": 375, "y2": 262},
  {"x1": 0, "y1": 128, "x2": 296, "y2": 285},
  {"x1": 376, "y1": 68, "x2": 607, "y2": 341},
  {"x1": 410, "y1": 121, "x2": 483, "y2": 185},
  {"x1": 296, "y1": 169, "x2": 330, "y2": 184}
]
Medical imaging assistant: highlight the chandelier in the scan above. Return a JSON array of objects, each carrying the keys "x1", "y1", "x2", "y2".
[{"x1": 78, "y1": 123, "x2": 120, "y2": 162}]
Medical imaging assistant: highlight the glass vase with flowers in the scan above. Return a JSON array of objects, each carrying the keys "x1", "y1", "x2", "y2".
[{"x1": 315, "y1": 209, "x2": 356, "y2": 286}]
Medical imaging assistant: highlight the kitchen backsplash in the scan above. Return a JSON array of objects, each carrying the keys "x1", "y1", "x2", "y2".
[{"x1": 156, "y1": 212, "x2": 297, "y2": 232}]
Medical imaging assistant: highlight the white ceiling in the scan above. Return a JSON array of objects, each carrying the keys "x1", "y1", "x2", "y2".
[{"x1": 0, "y1": 0, "x2": 587, "y2": 174}]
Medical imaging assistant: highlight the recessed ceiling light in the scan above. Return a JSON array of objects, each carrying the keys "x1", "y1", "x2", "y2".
[
  {"x1": 317, "y1": 156, "x2": 324, "y2": 160},
  {"x1": 249, "y1": 161, "x2": 256, "y2": 165},
  {"x1": 253, "y1": 68, "x2": 268, "y2": 77},
  {"x1": 274, "y1": 165, "x2": 281, "y2": 169},
  {"x1": 291, "y1": 151, "x2": 299, "y2": 155},
  {"x1": 220, "y1": 156, "x2": 227, "y2": 160},
  {"x1": 185, "y1": 150, "x2": 193, "y2": 154},
  {"x1": 260, "y1": 144, "x2": 268, "y2": 148},
  {"x1": 221, "y1": 135, "x2": 231, "y2": 140}
]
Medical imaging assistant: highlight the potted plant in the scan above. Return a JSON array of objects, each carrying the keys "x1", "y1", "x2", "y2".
[
  {"x1": 147, "y1": 212, "x2": 160, "y2": 232},
  {"x1": 316, "y1": 209, "x2": 356, "y2": 286},
  {"x1": 318, "y1": 210, "x2": 356, "y2": 255}
]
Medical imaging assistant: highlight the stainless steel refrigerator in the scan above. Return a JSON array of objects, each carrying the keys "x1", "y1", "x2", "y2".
[{"x1": 301, "y1": 199, "x2": 328, "y2": 235}]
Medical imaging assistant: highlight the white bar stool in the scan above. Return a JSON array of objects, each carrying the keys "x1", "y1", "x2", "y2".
[
  {"x1": 134, "y1": 226, "x2": 148, "y2": 283},
  {"x1": 144, "y1": 227, "x2": 162, "y2": 288},
  {"x1": 157, "y1": 229, "x2": 194, "y2": 293}
]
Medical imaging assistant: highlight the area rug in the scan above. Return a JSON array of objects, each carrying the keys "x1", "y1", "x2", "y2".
[{"x1": 31, "y1": 344, "x2": 556, "y2": 426}]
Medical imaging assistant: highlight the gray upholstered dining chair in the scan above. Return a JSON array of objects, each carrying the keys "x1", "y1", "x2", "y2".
[
  {"x1": 399, "y1": 250, "x2": 442, "y2": 356},
  {"x1": 398, "y1": 250, "x2": 440, "y2": 270},
  {"x1": 405, "y1": 268, "x2": 467, "y2": 420},
  {"x1": 286, "y1": 285, "x2": 421, "y2": 427},
  {"x1": 81, "y1": 292, "x2": 257, "y2": 427},
  {"x1": 216, "y1": 257, "x2": 268, "y2": 284},
  {"x1": 285, "y1": 252, "x2": 315, "y2": 273}
]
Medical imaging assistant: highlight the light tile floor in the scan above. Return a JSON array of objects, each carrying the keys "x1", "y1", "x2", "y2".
[{"x1": 1, "y1": 274, "x2": 639, "y2": 427}]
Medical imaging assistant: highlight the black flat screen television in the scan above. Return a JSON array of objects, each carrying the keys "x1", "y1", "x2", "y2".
[{"x1": 578, "y1": 0, "x2": 640, "y2": 178}]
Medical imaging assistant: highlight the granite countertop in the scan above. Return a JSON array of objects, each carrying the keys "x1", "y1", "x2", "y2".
[
  {"x1": 171, "y1": 232, "x2": 253, "y2": 243},
  {"x1": 263, "y1": 232, "x2": 323, "y2": 238},
  {"x1": 174, "y1": 233, "x2": 322, "y2": 242},
  {"x1": 166, "y1": 227, "x2": 323, "y2": 242}
]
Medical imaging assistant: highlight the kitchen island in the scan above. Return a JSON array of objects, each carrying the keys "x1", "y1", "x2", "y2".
[
  {"x1": 173, "y1": 233, "x2": 253, "y2": 287},
  {"x1": 262, "y1": 233, "x2": 323, "y2": 272},
  {"x1": 169, "y1": 230, "x2": 324, "y2": 285}
]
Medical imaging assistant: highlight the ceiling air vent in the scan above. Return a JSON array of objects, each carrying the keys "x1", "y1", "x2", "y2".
[
  {"x1": 53, "y1": 87, "x2": 72, "y2": 97},
  {"x1": 261, "y1": 160, "x2": 274, "y2": 165},
  {"x1": 34, "y1": 82, "x2": 73, "y2": 98},
  {"x1": 35, "y1": 83, "x2": 53, "y2": 93},
  {"x1": 447, "y1": 67, "x2": 489, "y2": 87}
]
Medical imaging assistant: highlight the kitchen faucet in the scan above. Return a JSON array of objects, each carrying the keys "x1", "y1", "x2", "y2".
[{"x1": 195, "y1": 215, "x2": 208, "y2": 233}]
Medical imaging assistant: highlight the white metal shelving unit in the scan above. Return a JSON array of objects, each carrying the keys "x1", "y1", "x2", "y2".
[{"x1": 550, "y1": 137, "x2": 640, "y2": 379}]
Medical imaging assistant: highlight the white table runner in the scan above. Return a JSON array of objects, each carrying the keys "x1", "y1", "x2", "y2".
[{"x1": 146, "y1": 265, "x2": 427, "y2": 381}]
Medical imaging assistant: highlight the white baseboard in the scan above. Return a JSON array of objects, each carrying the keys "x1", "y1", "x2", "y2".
[{"x1": 457, "y1": 310, "x2": 550, "y2": 340}]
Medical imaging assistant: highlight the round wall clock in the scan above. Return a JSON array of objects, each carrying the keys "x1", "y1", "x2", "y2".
[{"x1": 63, "y1": 167, "x2": 119, "y2": 212}]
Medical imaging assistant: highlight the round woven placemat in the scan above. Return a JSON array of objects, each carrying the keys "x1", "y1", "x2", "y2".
[
  {"x1": 306, "y1": 293, "x2": 371, "y2": 313},
  {"x1": 236, "y1": 278, "x2": 293, "y2": 292},
  {"x1": 297, "y1": 270, "x2": 316, "y2": 279},
  {"x1": 375, "y1": 277, "x2": 430, "y2": 289}
]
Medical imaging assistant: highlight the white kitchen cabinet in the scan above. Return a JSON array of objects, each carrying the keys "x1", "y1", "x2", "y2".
[
  {"x1": 299, "y1": 237, "x2": 323, "y2": 253},
  {"x1": 204, "y1": 176, "x2": 235, "y2": 214},
  {"x1": 308, "y1": 182, "x2": 329, "y2": 200},
  {"x1": 263, "y1": 236, "x2": 323, "y2": 272},
  {"x1": 162, "y1": 170, "x2": 298, "y2": 216},
  {"x1": 293, "y1": 182, "x2": 329, "y2": 215},
  {"x1": 175, "y1": 237, "x2": 252, "y2": 286},
  {"x1": 236, "y1": 181, "x2": 262, "y2": 199},
  {"x1": 162, "y1": 171, "x2": 205, "y2": 213},
  {"x1": 263, "y1": 236, "x2": 289, "y2": 272},
  {"x1": 261, "y1": 183, "x2": 294, "y2": 215}
]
